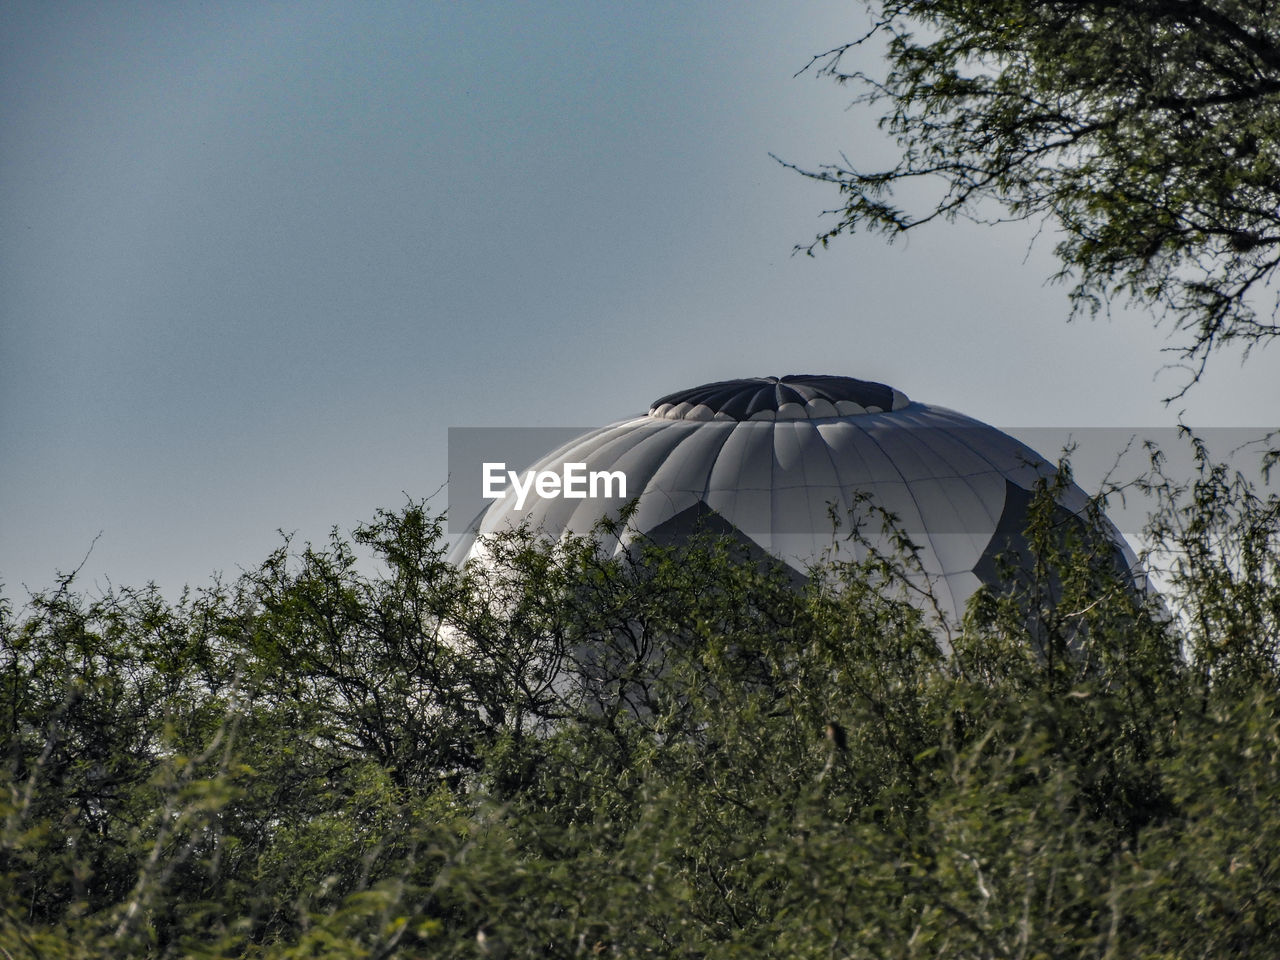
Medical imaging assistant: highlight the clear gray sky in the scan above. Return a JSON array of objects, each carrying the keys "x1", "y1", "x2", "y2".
[{"x1": 3, "y1": 0, "x2": 1276, "y2": 598}]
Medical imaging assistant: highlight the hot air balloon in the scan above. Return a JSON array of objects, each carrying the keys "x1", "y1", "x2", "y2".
[{"x1": 451, "y1": 375, "x2": 1136, "y2": 623}]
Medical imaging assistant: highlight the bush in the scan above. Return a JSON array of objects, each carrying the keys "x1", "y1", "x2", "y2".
[{"x1": 2, "y1": 444, "x2": 1277, "y2": 958}]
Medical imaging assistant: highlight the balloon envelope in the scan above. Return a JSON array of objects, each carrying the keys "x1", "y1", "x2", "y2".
[{"x1": 451, "y1": 375, "x2": 1135, "y2": 622}]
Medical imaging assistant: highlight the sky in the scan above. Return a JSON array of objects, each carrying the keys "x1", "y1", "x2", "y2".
[{"x1": 3, "y1": 0, "x2": 1277, "y2": 600}]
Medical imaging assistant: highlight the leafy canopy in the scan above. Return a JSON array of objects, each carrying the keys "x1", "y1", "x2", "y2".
[
  {"x1": 3, "y1": 444, "x2": 1280, "y2": 958},
  {"x1": 784, "y1": 0, "x2": 1280, "y2": 390}
]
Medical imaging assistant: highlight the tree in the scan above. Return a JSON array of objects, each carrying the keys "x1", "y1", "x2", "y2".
[
  {"x1": 782, "y1": 0, "x2": 1280, "y2": 391},
  {"x1": 2, "y1": 463, "x2": 1278, "y2": 958}
]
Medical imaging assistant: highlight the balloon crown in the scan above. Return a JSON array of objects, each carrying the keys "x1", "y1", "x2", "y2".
[{"x1": 648, "y1": 375, "x2": 911, "y2": 421}]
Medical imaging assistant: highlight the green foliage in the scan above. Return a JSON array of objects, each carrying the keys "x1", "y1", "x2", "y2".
[
  {"x1": 2, "y1": 456, "x2": 1278, "y2": 957},
  {"x1": 783, "y1": 1, "x2": 1280, "y2": 388}
]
